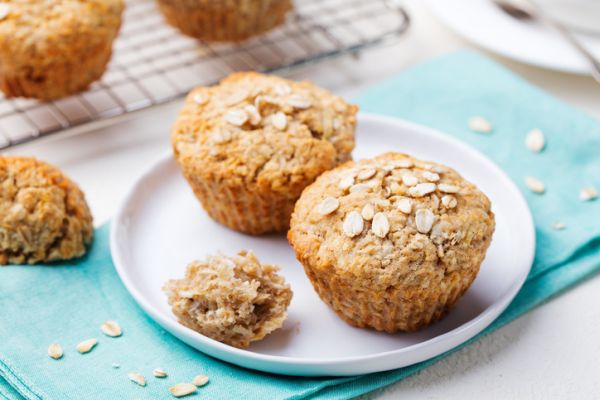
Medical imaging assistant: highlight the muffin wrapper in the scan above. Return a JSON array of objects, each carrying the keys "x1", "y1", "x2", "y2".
[
  {"x1": 156, "y1": 0, "x2": 292, "y2": 42},
  {"x1": 183, "y1": 171, "x2": 297, "y2": 235},
  {"x1": 302, "y1": 263, "x2": 479, "y2": 333}
]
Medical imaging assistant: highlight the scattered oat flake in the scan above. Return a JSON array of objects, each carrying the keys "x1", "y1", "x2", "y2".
[
  {"x1": 192, "y1": 93, "x2": 208, "y2": 105},
  {"x1": 357, "y1": 168, "x2": 376, "y2": 181},
  {"x1": 579, "y1": 186, "x2": 598, "y2": 201},
  {"x1": 468, "y1": 116, "x2": 493, "y2": 133},
  {"x1": 128, "y1": 372, "x2": 146, "y2": 387},
  {"x1": 316, "y1": 196, "x2": 339, "y2": 215},
  {"x1": 0, "y1": 4, "x2": 10, "y2": 21},
  {"x1": 397, "y1": 198, "x2": 412, "y2": 214},
  {"x1": 338, "y1": 175, "x2": 355, "y2": 190},
  {"x1": 101, "y1": 320, "x2": 122, "y2": 337},
  {"x1": 525, "y1": 128, "x2": 545, "y2": 152},
  {"x1": 371, "y1": 212, "x2": 390, "y2": 238},
  {"x1": 48, "y1": 343, "x2": 63, "y2": 360},
  {"x1": 169, "y1": 383, "x2": 197, "y2": 397},
  {"x1": 153, "y1": 368, "x2": 168, "y2": 378},
  {"x1": 271, "y1": 112, "x2": 287, "y2": 130},
  {"x1": 349, "y1": 183, "x2": 372, "y2": 193},
  {"x1": 361, "y1": 204, "x2": 375, "y2": 220},
  {"x1": 438, "y1": 183, "x2": 459, "y2": 194},
  {"x1": 525, "y1": 176, "x2": 545, "y2": 194},
  {"x1": 224, "y1": 109, "x2": 248, "y2": 126},
  {"x1": 551, "y1": 222, "x2": 566, "y2": 230},
  {"x1": 343, "y1": 211, "x2": 364, "y2": 237},
  {"x1": 408, "y1": 182, "x2": 436, "y2": 197},
  {"x1": 415, "y1": 209, "x2": 435, "y2": 233},
  {"x1": 76, "y1": 338, "x2": 97, "y2": 354},
  {"x1": 192, "y1": 375, "x2": 209, "y2": 387}
]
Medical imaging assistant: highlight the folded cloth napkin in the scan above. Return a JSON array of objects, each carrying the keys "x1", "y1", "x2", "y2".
[{"x1": 1, "y1": 51, "x2": 599, "y2": 400}]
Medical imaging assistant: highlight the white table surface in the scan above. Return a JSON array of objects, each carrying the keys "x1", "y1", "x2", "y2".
[{"x1": 7, "y1": 1, "x2": 600, "y2": 398}]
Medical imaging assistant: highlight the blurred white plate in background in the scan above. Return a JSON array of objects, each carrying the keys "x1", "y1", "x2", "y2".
[
  {"x1": 110, "y1": 114, "x2": 535, "y2": 376},
  {"x1": 425, "y1": 0, "x2": 600, "y2": 75}
]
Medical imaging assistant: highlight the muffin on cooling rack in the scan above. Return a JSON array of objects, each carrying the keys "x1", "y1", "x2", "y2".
[
  {"x1": 0, "y1": 0, "x2": 124, "y2": 100},
  {"x1": 156, "y1": 0, "x2": 292, "y2": 42},
  {"x1": 288, "y1": 152, "x2": 495, "y2": 333},
  {"x1": 0, "y1": 157, "x2": 93, "y2": 265},
  {"x1": 163, "y1": 250, "x2": 292, "y2": 348},
  {"x1": 171, "y1": 71, "x2": 358, "y2": 234}
]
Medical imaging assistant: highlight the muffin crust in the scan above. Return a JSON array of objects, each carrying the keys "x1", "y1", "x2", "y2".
[
  {"x1": 163, "y1": 251, "x2": 292, "y2": 348},
  {"x1": 288, "y1": 152, "x2": 495, "y2": 332},
  {"x1": 0, "y1": 157, "x2": 93, "y2": 265},
  {"x1": 172, "y1": 72, "x2": 358, "y2": 234}
]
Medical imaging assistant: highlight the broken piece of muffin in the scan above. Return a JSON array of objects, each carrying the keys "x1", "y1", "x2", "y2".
[{"x1": 163, "y1": 251, "x2": 292, "y2": 348}]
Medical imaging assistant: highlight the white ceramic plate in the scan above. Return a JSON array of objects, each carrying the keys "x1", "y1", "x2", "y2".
[
  {"x1": 110, "y1": 114, "x2": 534, "y2": 377},
  {"x1": 425, "y1": 0, "x2": 600, "y2": 75}
]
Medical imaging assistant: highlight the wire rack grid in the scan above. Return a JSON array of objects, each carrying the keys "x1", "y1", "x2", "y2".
[{"x1": 0, "y1": 0, "x2": 409, "y2": 150}]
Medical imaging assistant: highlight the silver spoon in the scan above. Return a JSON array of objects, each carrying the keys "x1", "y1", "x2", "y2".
[{"x1": 494, "y1": 0, "x2": 600, "y2": 84}]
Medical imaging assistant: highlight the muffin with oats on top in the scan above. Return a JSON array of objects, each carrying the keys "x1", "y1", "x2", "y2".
[
  {"x1": 0, "y1": 157, "x2": 93, "y2": 265},
  {"x1": 0, "y1": 0, "x2": 124, "y2": 100},
  {"x1": 288, "y1": 152, "x2": 495, "y2": 333},
  {"x1": 156, "y1": 0, "x2": 292, "y2": 42},
  {"x1": 171, "y1": 71, "x2": 358, "y2": 235}
]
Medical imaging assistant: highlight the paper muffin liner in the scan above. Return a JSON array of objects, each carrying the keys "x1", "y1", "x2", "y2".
[
  {"x1": 302, "y1": 263, "x2": 479, "y2": 333},
  {"x1": 156, "y1": 0, "x2": 292, "y2": 42},
  {"x1": 182, "y1": 170, "x2": 297, "y2": 234}
]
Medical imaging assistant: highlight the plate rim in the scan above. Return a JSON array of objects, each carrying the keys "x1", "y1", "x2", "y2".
[
  {"x1": 110, "y1": 113, "x2": 535, "y2": 375},
  {"x1": 424, "y1": 0, "x2": 595, "y2": 76}
]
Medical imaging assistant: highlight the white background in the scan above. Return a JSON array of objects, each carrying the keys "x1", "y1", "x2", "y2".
[{"x1": 7, "y1": 1, "x2": 600, "y2": 398}]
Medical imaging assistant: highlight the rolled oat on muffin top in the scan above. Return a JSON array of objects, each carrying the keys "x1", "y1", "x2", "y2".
[
  {"x1": 172, "y1": 72, "x2": 358, "y2": 235},
  {"x1": 0, "y1": 0, "x2": 124, "y2": 100},
  {"x1": 0, "y1": 157, "x2": 93, "y2": 265},
  {"x1": 288, "y1": 152, "x2": 495, "y2": 333}
]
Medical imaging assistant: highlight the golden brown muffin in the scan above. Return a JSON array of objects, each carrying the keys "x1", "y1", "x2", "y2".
[
  {"x1": 0, "y1": 157, "x2": 93, "y2": 265},
  {"x1": 163, "y1": 251, "x2": 292, "y2": 348},
  {"x1": 288, "y1": 152, "x2": 495, "y2": 333},
  {"x1": 156, "y1": 0, "x2": 292, "y2": 42},
  {"x1": 0, "y1": 0, "x2": 124, "y2": 100},
  {"x1": 171, "y1": 72, "x2": 358, "y2": 234}
]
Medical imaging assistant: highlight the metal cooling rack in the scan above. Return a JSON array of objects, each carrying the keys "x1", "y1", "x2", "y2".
[{"x1": 0, "y1": 0, "x2": 409, "y2": 149}]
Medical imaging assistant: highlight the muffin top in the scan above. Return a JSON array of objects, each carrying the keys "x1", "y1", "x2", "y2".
[
  {"x1": 172, "y1": 72, "x2": 357, "y2": 198},
  {"x1": 0, "y1": 0, "x2": 124, "y2": 61},
  {"x1": 0, "y1": 157, "x2": 93, "y2": 264},
  {"x1": 288, "y1": 152, "x2": 495, "y2": 290}
]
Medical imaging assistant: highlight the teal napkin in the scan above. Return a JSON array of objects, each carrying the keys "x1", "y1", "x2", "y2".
[{"x1": 1, "y1": 51, "x2": 599, "y2": 400}]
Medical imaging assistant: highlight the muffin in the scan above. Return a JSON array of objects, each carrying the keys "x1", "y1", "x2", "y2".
[
  {"x1": 163, "y1": 251, "x2": 292, "y2": 348},
  {"x1": 156, "y1": 0, "x2": 292, "y2": 42},
  {"x1": 0, "y1": 157, "x2": 94, "y2": 265},
  {"x1": 288, "y1": 152, "x2": 495, "y2": 333},
  {"x1": 171, "y1": 72, "x2": 358, "y2": 234},
  {"x1": 0, "y1": 0, "x2": 124, "y2": 100}
]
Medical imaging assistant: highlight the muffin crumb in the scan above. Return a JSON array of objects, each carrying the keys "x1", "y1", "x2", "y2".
[{"x1": 163, "y1": 251, "x2": 292, "y2": 348}]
